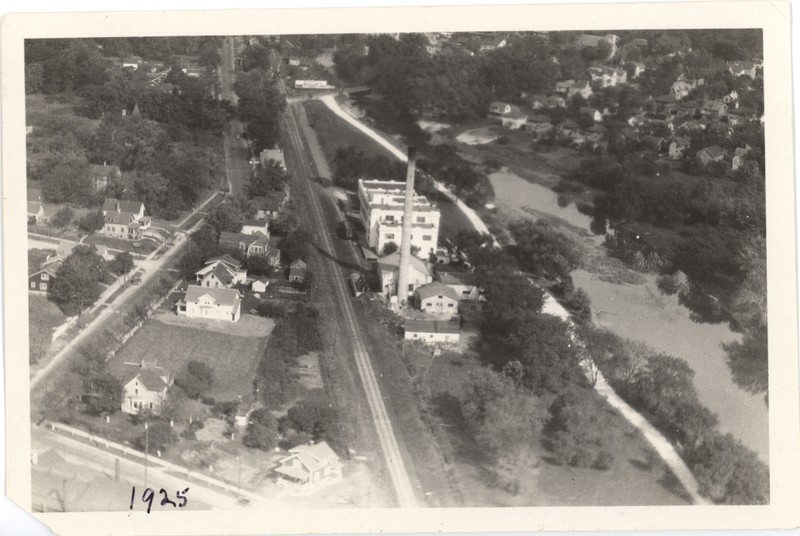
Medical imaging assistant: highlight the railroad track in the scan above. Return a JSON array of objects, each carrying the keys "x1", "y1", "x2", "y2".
[{"x1": 282, "y1": 101, "x2": 418, "y2": 508}]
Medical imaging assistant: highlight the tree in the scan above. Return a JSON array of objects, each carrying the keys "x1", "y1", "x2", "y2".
[
  {"x1": 243, "y1": 408, "x2": 279, "y2": 450},
  {"x1": 281, "y1": 225, "x2": 312, "y2": 263},
  {"x1": 382, "y1": 241, "x2": 398, "y2": 256},
  {"x1": 234, "y1": 68, "x2": 286, "y2": 153},
  {"x1": 39, "y1": 156, "x2": 93, "y2": 206},
  {"x1": 51, "y1": 245, "x2": 109, "y2": 315},
  {"x1": 49, "y1": 207, "x2": 74, "y2": 228},
  {"x1": 508, "y1": 220, "x2": 582, "y2": 281},
  {"x1": 83, "y1": 372, "x2": 123, "y2": 415},
  {"x1": 175, "y1": 360, "x2": 214, "y2": 400},
  {"x1": 76, "y1": 210, "x2": 105, "y2": 233},
  {"x1": 206, "y1": 201, "x2": 244, "y2": 234},
  {"x1": 689, "y1": 432, "x2": 769, "y2": 504},
  {"x1": 285, "y1": 398, "x2": 337, "y2": 441},
  {"x1": 249, "y1": 160, "x2": 288, "y2": 197},
  {"x1": 545, "y1": 386, "x2": 614, "y2": 469},
  {"x1": 108, "y1": 252, "x2": 135, "y2": 276},
  {"x1": 70, "y1": 345, "x2": 122, "y2": 416},
  {"x1": 26, "y1": 62, "x2": 44, "y2": 94}
]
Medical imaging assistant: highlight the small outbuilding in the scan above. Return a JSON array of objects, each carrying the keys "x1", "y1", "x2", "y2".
[
  {"x1": 404, "y1": 320, "x2": 460, "y2": 344},
  {"x1": 414, "y1": 282, "x2": 459, "y2": 314}
]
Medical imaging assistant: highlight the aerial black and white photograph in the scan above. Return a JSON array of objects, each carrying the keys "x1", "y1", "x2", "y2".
[{"x1": 3, "y1": 3, "x2": 799, "y2": 533}]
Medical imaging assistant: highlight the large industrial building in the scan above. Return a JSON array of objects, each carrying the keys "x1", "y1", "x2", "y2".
[{"x1": 357, "y1": 178, "x2": 440, "y2": 257}]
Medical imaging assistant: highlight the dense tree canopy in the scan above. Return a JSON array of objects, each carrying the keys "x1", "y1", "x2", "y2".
[
  {"x1": 234, "y1": 68, "x2": 286, "y2": 154},
  {"x1": 51, "y1": 245, "x2": 110, "y2": 315}
]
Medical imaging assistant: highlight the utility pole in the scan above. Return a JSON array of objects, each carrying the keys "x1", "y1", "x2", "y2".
[{"x1": 144, "y1": 420, "x2": 149, "y2": 489}]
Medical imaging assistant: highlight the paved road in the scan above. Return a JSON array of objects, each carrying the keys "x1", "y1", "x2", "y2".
[
  {"x1": 29, "y1": 221, "x2": 198, "y2": 395},
  {"x1": 220, "y1": 37, "x2": 252, "y2": 196},
  {"x1": 32, "y1": 427, "x2": 249, "y2": 510}
]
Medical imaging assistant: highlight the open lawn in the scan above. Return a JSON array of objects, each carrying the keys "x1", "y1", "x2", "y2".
[
  {"x1": 84, "y1": 234, "x2": 160, "y2": 256},
  {"x1": 303, "y1": 100, "x2": 393, "y2": 164},
  {"x1": 415, "y1": 347, "x2": 692, "y2": 506},
  {"x1": 28, "y1": 294, "x2": 68, "y2": 365},
  {"x1": 110, "y1": 316, "x2": 273, "y2": 402}
]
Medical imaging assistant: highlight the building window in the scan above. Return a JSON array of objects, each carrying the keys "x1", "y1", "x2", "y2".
[
  {"x1": 408, "y1": 284, "x2": 414, "y2": 291},
  {"x1": 30, "y1": 281, "x2": 35, "y2": 289},
  {"x1": 40, "y1": 283, "x2": 47, "y2": 291},
  {"x1": 41, "y1": 273, "x2": 49, "y2": 281},
  {"x1": 447, "y1": 303, "x2": 454, "y2": 307},
  {"x1": 385, "y1": 215, "x2": 395, "y2": 222},
  {"x1": 385, "y1": 234, "x2": 395, "y2": 240},
  {"x1": 422, "y1": 235, "x2": 432, "y2": 241},
  {"x1": 416, "y1": 216, "x2": 425, "y2": 223},
  {"x1": 135, "y1": 389, "x2": 138, "y2": 395},
  {"x1": 149, "y1": 402, "x2": 153, "y2": 409}
]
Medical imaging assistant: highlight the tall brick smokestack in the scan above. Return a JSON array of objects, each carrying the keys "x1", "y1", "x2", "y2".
[{"x1": 396, "y1": 147, "x2": 417, "y2": 305}]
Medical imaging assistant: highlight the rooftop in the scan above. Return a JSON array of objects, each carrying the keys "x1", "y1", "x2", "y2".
[{"x1": 415, "y1": 282, "x2": 459, "y2": 302}]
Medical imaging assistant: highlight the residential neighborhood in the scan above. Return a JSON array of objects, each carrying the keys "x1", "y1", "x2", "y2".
[{"x1": 23, "y1": 26, "x2": 770, "y2": 515}]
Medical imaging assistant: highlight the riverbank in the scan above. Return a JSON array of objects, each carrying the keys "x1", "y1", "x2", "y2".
[{"x1": 486, "y1": 167, "x2": 768, "y2": 462}]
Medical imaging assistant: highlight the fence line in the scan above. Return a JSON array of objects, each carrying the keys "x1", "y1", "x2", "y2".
[{"x1": 45, "y1": 421, "x2": 263, "y2": 501}]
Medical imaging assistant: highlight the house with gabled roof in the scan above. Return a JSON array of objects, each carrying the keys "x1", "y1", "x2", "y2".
[
  {"x1": 580, "y1": 107, "x2": 603, "y2": 122},
  {"x1": 218, "y1": 231, "x2": 271, "y2": 257},
  {"x1": 289, "y1": 259, "x2": 308, "y2": 283},
  {"x1": 728, "y1": 61, "x2": 758, "y2": 78},
  {"x1": 378, "y1": 251, "x2": 433, "y2": 298},
  {"x1": 414, "y1": 282, "x2": 459, "y2": 314},
  {"x1": 29, "y1": 266, "x2": 57, "y2": 293},
  {"x1": 195, "y1": 255, "x2": 247, "y2": 289},
  {"x1": 700, "y1": 100, "x2": 728, "y2": 119},
  {"x1": 259, "y1": 146, "x2": 287, "y2": 171},
  {"x1": 28, "y1": 201, "x2": 44, "y2": 225},
  {"x1": 697, "y1": 145, "x2": 726, "y2": 166},
  {"x1": 89, "y1": 163, "x2": 121, "y2": 192},
  {"x1": 527, "y1": 114, "x2": 553, "y2": 141},
  {"x1": 252, "y1": 188, "x2": 290, "y2": 220},
  {"x1": 242, "y1": 218, "x2": 270, "y2": 236},
  {"x1": 121, "y1": 361, "x2": 172, "y2": 416},
  {"x1": 177, "y1": 285, "x2": 243, "y2": 322},
  {"x1": 668, "y1": 136, "x2": 691, "y2": 159},
  {"x1": 438, "y1": 271, "x2": 482, "y2": 301},
  {"x1": 101, "y1": 198, "x2": 150, "y2": 240},
  {"x1": 274, "y1": 441, "x2": 343, "y2": 488}
]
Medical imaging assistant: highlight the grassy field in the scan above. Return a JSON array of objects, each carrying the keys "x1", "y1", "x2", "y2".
[
  {"x1": 303, "y1": 100, "x2": 393, "y2": 163},
  {"x1": 28, "y1": 294, "x2": 67, "y2": 365},
  {"x1": 109, "y1": 315, "x2": 272, "y2": 402}
]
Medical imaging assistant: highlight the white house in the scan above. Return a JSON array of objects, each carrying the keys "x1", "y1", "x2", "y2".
[
  {"x1": 251, "y1": 278, "x2": 269, "y2": 293},
  {"x1": 404, "y1": 319, "x2": 460, "y2": 344},
  {"x1": 274, "y1": 442, "x2": 343, "y2": 489},
  {"x1": 377, "y1": 251, "x2": 433, "y2": 298},
  {"x1": 121, "y1": 362, "x2": 172, "y2": 416},
  {"x1": 259, "y1": 146, "x2": 287, "y2": 171},
  {"x1": 414, "y1": 282, "x2": 459, "y2": 314},
  {"x1": 101, "y1": 198, "x2": 150, "y2": 241},
  {"x1": 194, "y1": 255, "x2": 248, "y2": 289},
  {"x1": 178, "y1": 285, "x2": 243, "y2": 322},
  {"x1": 438, "y1": 271, "x2": 482, "y2": 301},
  {"x1": 358, "y1": 179, "x2": 440, "y2": 257},
  {"x1": 242, "y1": 219, "x2": 270, "y2": 236}
]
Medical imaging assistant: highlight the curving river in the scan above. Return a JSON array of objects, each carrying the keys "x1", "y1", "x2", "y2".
[{"x1": 490, "y1": 169, "x2": 769, "y2": 463}]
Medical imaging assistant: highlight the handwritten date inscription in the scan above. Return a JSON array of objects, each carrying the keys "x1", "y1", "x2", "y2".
[{"x1": 130, "y1": 486, "x2": 189, "y2": 513}]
